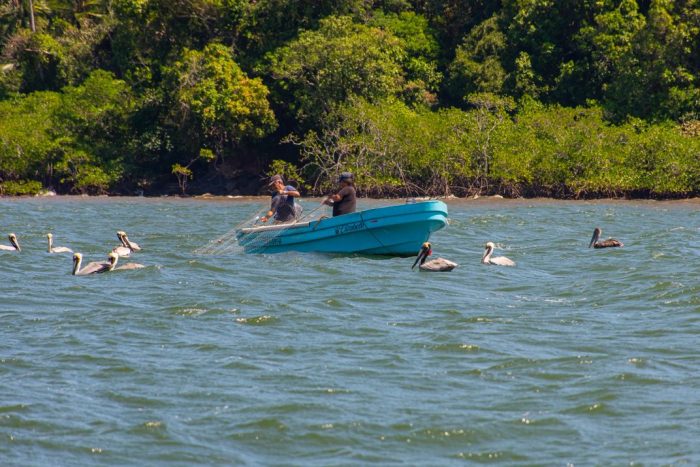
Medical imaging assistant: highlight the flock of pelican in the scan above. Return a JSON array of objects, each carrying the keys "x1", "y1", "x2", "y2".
[
  {"x1": 3, "y1": 225, "x2": 623, "y2": 274},
  {"x1": 1, "y1": 230, "x2": 145, "y2": 275},
  {"x1": 412, "y1": 227, "x2": 623, "y2": 272}
]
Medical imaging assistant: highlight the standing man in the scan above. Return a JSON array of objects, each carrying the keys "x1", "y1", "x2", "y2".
[
  {"x1": 323, "y1": 172, "x2": 356, "y2": 217},
  {"x1": 261, "y1": 174, "x2": 301, "y2": 223}
]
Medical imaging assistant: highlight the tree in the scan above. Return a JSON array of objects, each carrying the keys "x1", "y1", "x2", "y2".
[
  {"x1": 0, "y1": 90, "x2": 62, "y2": 184},
  {"x1": 603, "y1": 0, "x2": 700, "y2": 121},
  {"x1": 53, "y1": 69, "x2": 134, "y2": 193},
  {"x1": 240, "y1": 0, "x2": 372, "y2": 56},
  {"x1": 167, "y1": 42, "x2": 277, "y2": 161},
  {"x1": 368, "y1": 11, "x2": 442, "y2": 104},
  {"x1": 447, "y1": 15, "x2": 507, "y2": 102},
  {"x1": 172, "y1": 148, "x2": 215, "y2": 195},
  {"x1": 265, "y1": 16, "x2": 407, "y2": 126}
]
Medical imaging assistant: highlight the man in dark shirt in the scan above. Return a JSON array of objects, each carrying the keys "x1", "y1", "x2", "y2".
[
  {"x1": 323, "y1": 172, "x2": 357, "y2": 217},
  {"x1": 261, "y1": 174, "x2": 301, "y2": 223}
]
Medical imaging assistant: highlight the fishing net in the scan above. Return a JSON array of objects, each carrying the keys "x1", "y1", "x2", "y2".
[{"x1": 194, "y1": 202, "x2": 328, "y2": 255}]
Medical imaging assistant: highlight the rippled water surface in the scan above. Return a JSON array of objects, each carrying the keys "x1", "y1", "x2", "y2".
[{"x1": 1, "y1": 197, "x2": 699, "y2": 465}]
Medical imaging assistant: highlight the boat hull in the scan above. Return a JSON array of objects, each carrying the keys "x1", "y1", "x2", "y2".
[{"x1": 236, "y1": 200, "x2": 448, "y2": 255}]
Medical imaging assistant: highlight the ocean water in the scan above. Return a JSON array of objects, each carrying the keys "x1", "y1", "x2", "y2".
[{"x1": 1, "y1": 196, "x2": 699, "y2": 465}]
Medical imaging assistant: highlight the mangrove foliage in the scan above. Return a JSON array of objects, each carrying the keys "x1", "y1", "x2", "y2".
[{"x1": 1, "y1": 0, "x2": 699, "y2": 197}]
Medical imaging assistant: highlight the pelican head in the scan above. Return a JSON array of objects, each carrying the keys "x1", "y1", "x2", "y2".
[
  {"x1": 411, "y1": 242, "x2": 432, "y2": 269},
  {"x1": 117, "y1": 230, "x2": 141, "y2": 251},
  {"x1": 72, "y1": 252, "x2": 83, "y2": 275},
  {"x1": 482, "y1": 242, "x2": 495, "y2": 262},
  {"x1": 108, "y1": 251, "x2": 119, "y2": 270},
  {"x1": 9, "y1": 233, "x2": 20, "y2": 251},
  {"x1": 589, "y1": 228, "x2": 602, "y2": 248},
  {"x1": 116, "y1": 230, "x2": 127, "y2": 246}
]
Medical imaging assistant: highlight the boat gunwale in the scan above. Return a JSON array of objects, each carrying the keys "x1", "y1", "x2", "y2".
[
  {"x1": 239, "y1": 221, "x2": 311, "y2": 234},
  {"x1": 238, "y1": 200, "x2": 447, "y2": 236}
]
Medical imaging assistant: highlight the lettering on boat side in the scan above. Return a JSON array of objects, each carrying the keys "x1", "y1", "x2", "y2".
[
  {"x1": 335, "y1": 221, "x2": 365, "y2": 236},
  {"x1": 265, "y1": 238, "x2": 282, "y2": 246}
]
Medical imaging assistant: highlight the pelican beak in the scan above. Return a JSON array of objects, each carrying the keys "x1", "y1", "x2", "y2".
[
  {"x1": 10, "y1": 236, "x2": 20, "y2": 251},
  {"x1": 589, "y1": 230, "x2": 599, "y2": 248},
  {"x1": 411, "y1": 246, "x2": 428, "y2": 270}
]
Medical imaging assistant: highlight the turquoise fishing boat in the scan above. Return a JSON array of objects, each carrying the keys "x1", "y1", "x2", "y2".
[{"x1": 236, "y1": 200, "x2": 448, "y2": 255}]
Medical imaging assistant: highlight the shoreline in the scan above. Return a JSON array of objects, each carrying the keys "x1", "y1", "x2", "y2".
[{"x1": 2, "y1": 193, "x2": 699, "y2": 205}]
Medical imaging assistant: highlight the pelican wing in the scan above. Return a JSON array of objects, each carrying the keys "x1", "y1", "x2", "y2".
[
  {"x1": 51, "y1": 246, "x2": 73, "y2": 253},
  {"x1": 594, "y1": 238, "x2": 623, "y2": 248},
  {"x1": 115, "y1": 263, "x2": 145, "y2": 270},
  {"x1": 420, "y1": 257, "x2": 458, "y2": 272},
  {"x1": 489, "y1": 256, "x2": 516, "y2": 267},
  {"x1": 112, "y1": 245, "x2": 131, "y2": 257},
  {"x1": 76, "y1": 260, "x2": 111, "y2": 275}
]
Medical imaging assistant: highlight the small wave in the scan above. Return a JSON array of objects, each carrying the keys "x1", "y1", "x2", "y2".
[
  {"x1": 517, "y1": 415, "x2": 567, "y2": 427},
  {"x1": 455, "y1": 450, "x2": 528, "y2": 462},
  {"x1": 424, "y1": 343, "x2": 481, "y2": 353},
  {"x1": 128, "y1": 420, "x2": 170, "y2": 440},
  {"x1": 615, "y1": 373, "x2": 665, "y2": 385},
  {"x1": 0, "y1": 403, "x2": 29, "y2": 413},
  {"x1": 234, "y1": 417, "x2": 288, "y2": 431},
  {"x1": 173, "y1": 307, "x2": 208, "y2": 316},
  {"x1": 562, "y1": 401, "x2": 615, "y2": 415},
  {"x1": 235, "y1": 315, "x2": 279, "y2": 325}
]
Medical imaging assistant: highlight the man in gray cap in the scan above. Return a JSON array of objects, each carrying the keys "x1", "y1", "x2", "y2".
[
  {"x1": 261, "y1": 174, "x2": 301, "y2": 223},
  {"x1": 323, "y1": 172, "x2": 356, "y2": 217}
]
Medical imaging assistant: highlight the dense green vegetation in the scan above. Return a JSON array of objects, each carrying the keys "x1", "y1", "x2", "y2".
[{"x1": 1, "y1": 0, "x2": 698, "y2": 197}]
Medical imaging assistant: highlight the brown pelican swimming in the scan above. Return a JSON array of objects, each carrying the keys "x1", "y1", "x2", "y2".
[
  {"x1": 0, "y1": 233, "x2": 20, "y2": 252},
  {"x1": 589, "y1": 227, "x2": 623, "y2": 248},
  {"x1": 111, "y1": 243, "x2": 133, "y2": 257},
  {"x1": 112, "y1": 232, "x2": 135, "y2": 257},
  {"x1": 72, "y1": 252, "x2": 111, "y2": 275},
  {"x1": 47, "y1": 233, "x2": 72, "y2": 253},
  {"x1": 412, "y1": 242, "x2": 458, "y2": 272},
  {"x1": 107, "y1": 252, "x2": 145, "y2": 271},
  {"x1": 117, "y1": 231, "x2": 141, "y2": 251},
  {"x1": 481, "y1": 242, "x2": 516, "y2": 266}
]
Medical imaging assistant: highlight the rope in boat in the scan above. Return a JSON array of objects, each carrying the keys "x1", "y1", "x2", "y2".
[{"x1": 359, "y1": 211, "x2": 387, "y2": 252}]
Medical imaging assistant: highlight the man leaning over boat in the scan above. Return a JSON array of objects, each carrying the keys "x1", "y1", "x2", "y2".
[{"x1": 261, "y1": 174, "x2": 302, "y2": 223}]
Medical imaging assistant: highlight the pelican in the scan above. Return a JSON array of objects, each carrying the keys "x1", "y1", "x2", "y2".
[
  {"x1": 589, "y1": 227, "x2": 623, "y2": 248},
  {"x1": 47, "y1": 233, "x2": 72, "y2": 253},
  {"x1": 107, "y1": 251, "x2": 145, "y2": 271},
  {"x1": 111, "y1": 243, "x2": 133, "y2": 257},
  {"x1": 117, "y1": 231, "x2": 141, "y2": 251},
  {"x1": 72, "y1": 252, "x2": 111, "y2": 275},
  {"x1": 481, "y1": 242, "x2": 515, "y2": 266},
  {"x1": 112, "y1": 232, "x2": 134, "y2": 257},
  {"x1": 0, "y1": 233, "x2": 20, "y2": 252},
  {"x1": 411, "y1": 242, "x2": 458, "y2": 272}
]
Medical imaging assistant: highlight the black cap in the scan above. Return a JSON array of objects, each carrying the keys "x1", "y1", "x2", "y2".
[
  {"x1": 338, "y1": 172, "x2": 353, "y2": 182},
  {"x1": 268, "y1": 174, "x2": 283, "y2": 186}
]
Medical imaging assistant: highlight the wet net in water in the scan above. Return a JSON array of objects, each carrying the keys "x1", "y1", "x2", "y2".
[{"x1": 194, "y1": 203, "x2": 327, "y2": 255}]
